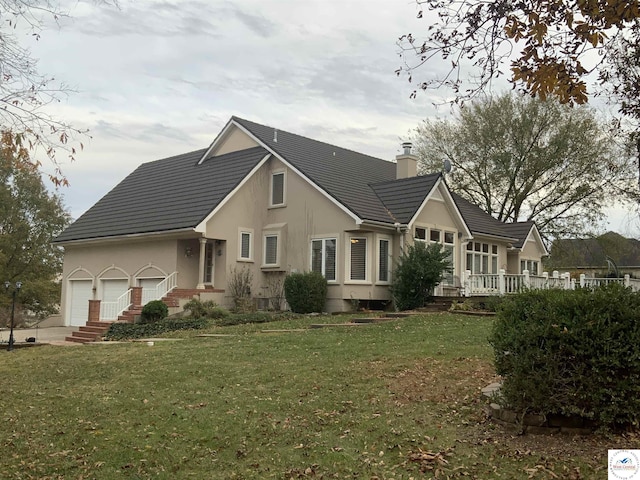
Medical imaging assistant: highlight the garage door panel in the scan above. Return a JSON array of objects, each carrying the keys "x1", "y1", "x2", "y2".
[
  {"x1": 69, "y1": 280, "x2": 92, "y2": 327},
  {"x1": 101, "y1": 279, "x2": 129, "y2": 303}
]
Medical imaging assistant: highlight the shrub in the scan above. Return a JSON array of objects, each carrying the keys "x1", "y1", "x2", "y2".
[
  {"x1": 228, "y1": 266, "x2": 254, "y2": 313},
  {"x1": 183, "y1": 298, "x2": 229, "y2": 320},
  {"x1": 490, "y1": 283, "x2": 640, "y2": 430},
  {"x1": 284, "y1": 272, "x2": 327, "y2": 314},
  {"x1": 105, "y1": 317, "x2": 211, "y2": 340},
  {"x1": 391, "y1": 242, "x2": 451, "y2": 311},
  {"x1": 139, "y1": 300, "x2": 169, "y2": 324}
]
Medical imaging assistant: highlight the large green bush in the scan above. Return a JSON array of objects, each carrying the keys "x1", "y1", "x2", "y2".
[
  {"x1": 283, "y1": 272, "x2": 327, "y2": 313},
  {"x1": 490, "y1": 283, "x2": 640, "y2": 430},
  {"x1": 139, "y1": 300, "x2": 169, "y2": 324},
  {"x1": 391, "y1": 242, "x2": 451, "y2": 311}
]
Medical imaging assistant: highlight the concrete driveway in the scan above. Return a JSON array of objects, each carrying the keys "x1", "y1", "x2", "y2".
[{"x1": 0, "y1": 326, "x2": 78, "y2": 346}]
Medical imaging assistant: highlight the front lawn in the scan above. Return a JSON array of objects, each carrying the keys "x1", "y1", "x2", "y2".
[{"x1": 0, "y1": 313, "x2": 633, "y2": 479}]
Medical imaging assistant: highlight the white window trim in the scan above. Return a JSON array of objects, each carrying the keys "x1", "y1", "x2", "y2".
[
  {"x1": 310, "y1": 236, "x2": 338, "y2": 283},
  {"x1": 237, "y1": 228, "x2": 254, "y2": 262},
  {"x1": 269, "y1": 170, "x2": 286, "y2": 208},
  {"x1": 345, "y1": 235, "x2": 370, "y2": 284},
  {"x1": 262, "y1": 231, "x2": 280, "y2": 268},
  {"x1": 376, "y1": 235, "x2": 392, "y2": 285}
]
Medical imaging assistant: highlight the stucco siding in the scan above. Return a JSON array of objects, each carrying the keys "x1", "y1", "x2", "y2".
[{"x1": 211, "y1": 125, "x2": 259, "y2": 156}]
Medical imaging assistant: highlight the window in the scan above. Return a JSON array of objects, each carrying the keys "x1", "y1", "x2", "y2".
[
  {"x1": 415, "y1": 227, "x2": 426, "y2": 241},
  {"x1": 311, "y1": 238, "x2": 336, "y2": 281},
  {"x1": 237, "y1": 229, "x2": 253, "y2": 261},
  {"x1": 378, "y1": 238, "x2": 391, "y2": 283},
  {"x1": 263, "y1": 234, "x2": 279, "y2": 266},
  {"x1": 415, "y1": 227, "x2": 455, "y2": 283},
  {"x1": 466, "y1": 241, "x2": 499, "y2": 274},
  {"x1": 270, "y1": 171, "x2": 285, "y2": 206},
  {"x1": 430, "y1": 229, "x2": 441, "y2": 242},
  {"x1": 350, "y1": 237, "x2": 367, "y2": 281},
  {"x1": 520, "y1": 260, "x2": 539, "y2": 275},
  {"x1": 204, "y1": 243, "x2": 214, "y2": 283}
]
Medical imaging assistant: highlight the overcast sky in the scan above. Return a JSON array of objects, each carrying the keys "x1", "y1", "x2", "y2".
[{"x1": 24, "y1": 0, "x2": 639, "y2": 236}]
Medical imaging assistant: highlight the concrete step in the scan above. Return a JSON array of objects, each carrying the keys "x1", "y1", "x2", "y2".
[
  {"x1": 70, "y1": 331, "x2": 102, "y2": 340},
  {"x1": 65, "y1": 335, "x2": 90, "y2": 344},
  {"x1": 87, "y1": 321, "x2": 114, "y2": 328},
  {"x1": 79, "y1": 325, "x2": 110, "y2": 334}
]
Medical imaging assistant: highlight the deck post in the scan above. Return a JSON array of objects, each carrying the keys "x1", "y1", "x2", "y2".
[
  {"x1": 523, "y1": 269, "x2": 530, "y2": 289},
  {"x1": 563, "y1": 273, "x2": 571, "y2": 290},
  {"x1": 580, "y1": 273, "x2": 586, "y2": 288},
  {"x1": 499, "y1": 269, "x2": 505, "y2": 295},
  {"x1": 464, "y1": 270, "x2": 471, "y2": 297},
  {"x1": 625, "y1": 274, "x2": 631, "y2": 288},
  {"x1": 542, "y1": 271, "x2": 549, "y2": 289}
]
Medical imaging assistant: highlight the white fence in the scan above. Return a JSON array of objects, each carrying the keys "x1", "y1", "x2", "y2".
[
  {"x1": 462, "y1": 270, "x2": 639, "y2": 297},
  {"x1": 100, "y1": 272, "x2": 178, "y2": 320}
]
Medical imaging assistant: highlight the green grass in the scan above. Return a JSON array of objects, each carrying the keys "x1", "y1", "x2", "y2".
[{"x1": 0, "y1": 313, "x2": 631, "y2": 479}]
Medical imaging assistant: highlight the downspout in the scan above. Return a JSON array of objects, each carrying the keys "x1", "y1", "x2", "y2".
[{"x1": 394, "y1": 223, "x2": 408, "y2": 251}]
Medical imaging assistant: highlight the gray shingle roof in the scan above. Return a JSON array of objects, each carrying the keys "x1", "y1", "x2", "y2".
[
  {"x1": 57, "y1": 116, "x2": 532, "y2": 243},
  {"x1": 450, "y1": 193, "x2": 516, "y2": 240},
  {"x1": 55, "y1": 146, "x2": 268, "y2": 242},
  {"x1": 502, "y1": 221, "x2": 536, "y2": 249},
  {"x1": 370, "y1": 174, "x2": 441, "y2": 224}
]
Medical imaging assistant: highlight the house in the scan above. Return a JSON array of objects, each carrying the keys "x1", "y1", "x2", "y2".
[
  {"x1": 53, "y1": 116, "x2": 548, "y2": 327},
  {"x1": 547, "y1": 231, "x2": 640, "y2": 277}
]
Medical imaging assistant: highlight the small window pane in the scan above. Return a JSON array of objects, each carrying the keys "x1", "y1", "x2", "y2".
[
  {"x1": 350, "y1": 238, "x2": 366, "y2": 281},
  {"x1": 444, "y1": 231, "x2": 455, "y2": 244},
  {"x1": 466, "y1": 242, "x2": 473, "y2": 251},
  {"x1": 491, "y1": 244, "x2": 498, "y2": 254},
  {"x1": 466, "y1": 253, "x2": 473, "y2": 272},
  {"x1": 482, "y1": 243, "x2": 489, "y2": 253},
  {"x1": 415, "y1": 227, "x2": 426, "y2": 240},
  {"x1": 430, "y1": 229, "x2": 441, "y2": 242},
  {"x1": 379, "y1": 239, "x2": 389, "y2": 282},
  {"x1": 311, "y1": 240, "x2": 322, "y2": 274},
  {"x1": 271, "y1": 173, "x2": 284, "y2": 205},
  {"x1": 325, "y1": 239, "x2": 336, "y2": 281},
  {"x1": 491, "y1": 256, "x2": 498, "y2": 274},
  {"x1": 265, "y1": 235, "x2": 278, "y2": 265},
  {"x1": 520, "y1": 260, "x2": 526, "y2": 273},
  {"x1": 474, "y1": 255, "x2": 481, "y2": 273},
  {"x1": 474, "y1": 242, "x2": 481, "y2": 252},
  {"x1": 482, "y1": 255, "x2": 489, "y2": 273},
  {"x1": 241, "y1": 232, "x2": 251, "y2": 259}
]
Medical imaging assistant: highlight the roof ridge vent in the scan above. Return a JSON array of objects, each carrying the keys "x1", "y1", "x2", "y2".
[{"x1": 273, "y1": 129, "x2": 278, "y2": 143}]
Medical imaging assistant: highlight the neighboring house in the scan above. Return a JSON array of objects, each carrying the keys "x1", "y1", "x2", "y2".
[
  {"x1": 53, "y1": 116, "x2": 547, "y2": 326},
  {"x1": 547, "y1": 231, "x2": 640, "y2": 277}
]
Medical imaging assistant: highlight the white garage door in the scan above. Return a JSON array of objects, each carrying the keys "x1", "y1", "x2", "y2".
[
  {"x1": 101, "y1": 279, "x2": 129, "y2": 303},
  {"x1": 69, "y1": 280, "x2": 92, "y2": 326}
]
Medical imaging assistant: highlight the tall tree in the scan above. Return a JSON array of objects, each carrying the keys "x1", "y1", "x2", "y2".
[
  {"x1": 413, "y1": 94, "x2": 636, "y2": 241},
  {"x1": 397, "y1": 0, "x2": 640, "y2": 106},
  {"x1": 0, "y1": 0, "x2": 116, "y2": 185},
  {"x1": 0, "y1": 131, "x2": 70, "y2": 321}
]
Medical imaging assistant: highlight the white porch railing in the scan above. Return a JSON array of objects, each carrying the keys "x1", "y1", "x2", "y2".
[
  {"x1": 141, "y1": 272, "x2": 178, "y2": 305},
  {"x1": 462, "y1": 270, "x2": 637, "y2": 296},
  {"x1": 100, "y1": 272, "x2": 178, "y2": 320},
  {"x1": 100, "y1": 289, "x2": 132, "y2": 320}
]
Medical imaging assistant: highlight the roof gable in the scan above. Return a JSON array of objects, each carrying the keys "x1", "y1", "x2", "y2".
[
  {"x1": 370, "y1": 174, "x2": 441, "y2": 224},
  {"x1": 230, "y1": 116, "x2": 399, "y2": 223}
]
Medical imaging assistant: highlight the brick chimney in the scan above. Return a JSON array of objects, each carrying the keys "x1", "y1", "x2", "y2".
[{"x1": 396, "y1": 141, "x2": 418, "y2": 179}]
